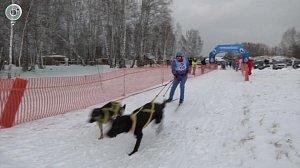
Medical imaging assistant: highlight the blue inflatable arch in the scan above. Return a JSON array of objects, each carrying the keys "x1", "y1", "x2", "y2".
[{"x1": 209, "y1": 44, "x2": 249, "y2": 63}]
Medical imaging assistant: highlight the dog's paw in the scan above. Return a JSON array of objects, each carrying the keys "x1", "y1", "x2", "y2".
[
  {"x1": 128, "y1": 150, "x2": 137, "y2": 156},
  {"x1": 155, "y1": 122, "x2": 164, "y2": 134},
  {"x1": 156, "y1": 125, "x2": 163, "y2": 134},
  {"x1": 98, "y1": 136, "x2": 104, "y2": 140}
]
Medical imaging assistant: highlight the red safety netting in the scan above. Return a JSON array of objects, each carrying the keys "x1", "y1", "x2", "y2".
[{"x1": 0, "y1": 65, "x2": 215, "y2": 127}]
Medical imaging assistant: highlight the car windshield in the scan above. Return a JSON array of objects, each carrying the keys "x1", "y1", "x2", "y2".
[
  {"x1": 274, "y1": 61, "x2": 285, "y2": 64},
  {"x1": 294, "y1": 61, "x2": 300, "y2": 64},
  {"x1": 254, "y1": 61, "x2": 263, "y2": 64}
]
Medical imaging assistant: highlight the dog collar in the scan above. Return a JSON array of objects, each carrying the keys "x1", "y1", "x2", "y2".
[{"x1": 100, "y1": 102, "x2": 121, "y2": 123}]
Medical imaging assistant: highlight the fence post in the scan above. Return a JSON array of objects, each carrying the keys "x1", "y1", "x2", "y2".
[{"x1": 0, "y1": 78, "x2": 27, "y2": 128}]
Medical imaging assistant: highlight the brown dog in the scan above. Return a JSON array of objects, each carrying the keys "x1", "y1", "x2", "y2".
[{"x1": 88, "y1": 101, "x2": 126, "y2": 139}]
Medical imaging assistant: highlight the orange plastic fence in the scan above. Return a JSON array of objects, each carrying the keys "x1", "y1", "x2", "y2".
[
  {"x1": 0, "y1": 78, "x2": 27, "y2": 127},
  {"x1": 0, "y1": 65, "x2": 215, "y2": 127}
]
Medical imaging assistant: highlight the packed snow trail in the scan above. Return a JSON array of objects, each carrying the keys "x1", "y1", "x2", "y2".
[{"x1": 0, "y1": 68, "x2": 299, "y2": 168}]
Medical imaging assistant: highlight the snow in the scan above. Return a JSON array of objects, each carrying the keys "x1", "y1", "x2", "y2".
[
  {"x1": 0, "y1": 67, "x2": 300, "y2": 168},
  {"x1": 0, "y1": 64, "x2": 117, "y2": 78}
]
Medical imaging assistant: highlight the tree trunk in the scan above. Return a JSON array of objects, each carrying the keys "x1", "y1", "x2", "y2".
[
  {"x1": 56, "y1": 33, "x2": 86, "y2": 66},
  {"x1": 18, "y1": 0, "x2": 34, "y2": 67},
  {"x1": 120, "y1": 0, "x2": 127, "y2": 68},
  {"x1": 163, "y1": 26, "x2": 169, "y2": 64},
  {"x1": 39, "y1": 41, "x2": 44, "y2": 69},
  {"x1": 130, "y1": 56, "x2": 138, "y2": 68}
]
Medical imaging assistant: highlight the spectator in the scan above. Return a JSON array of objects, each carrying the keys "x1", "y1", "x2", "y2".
[
  {"x1": 235, "y1": 59, "x2": 240, "y2": 71},
  {"x1": 191, "y1": 57, "x2": 197, "y2": 75},
  {"x1": 247, "y1": 57, "x2": 253, "y2": 75},
  {"x1": 201, "y1": 58, "x2": 206, "y2": 65},
  {"x1": 188, "y1": 57, "x2": 192, "y2": 74},
  {"x1": 200, "y1": 58, "x2": 206, "y2": 74}
]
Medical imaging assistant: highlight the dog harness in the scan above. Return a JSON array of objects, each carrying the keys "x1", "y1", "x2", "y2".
[
  {"x1": 100, "y1": 102, "x2": 121, "y2": 123},
  {"x1": 130, "y1": 102, "x2": 155, "y2": 133}
]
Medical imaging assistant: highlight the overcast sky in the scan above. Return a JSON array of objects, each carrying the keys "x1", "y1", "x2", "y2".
[{"x1": 171, "y1": 0, "x2": 300, "y2": 56}]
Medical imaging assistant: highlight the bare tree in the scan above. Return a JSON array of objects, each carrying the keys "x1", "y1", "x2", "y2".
[
  {"x1": 130, "y1": 0, "x2": 173, "y2": 67},
  {"x1": 0, "y1": 0, "x2": 180, "y2": 69},
  {"x1": 18, "y1": 0, "x2": 34, "y2": 67},
  {"x1": 280, "y1": 27, "x2": 300, "y2": 58},
  {"x1": 185, "y1": 29, "x2": 203, "y2": 58}
]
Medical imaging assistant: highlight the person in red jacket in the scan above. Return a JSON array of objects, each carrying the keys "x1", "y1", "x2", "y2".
[{"x1": 247, "y1": 57, "x2": 253, "y2": 75}]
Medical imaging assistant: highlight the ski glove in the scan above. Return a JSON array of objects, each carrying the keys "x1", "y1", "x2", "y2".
[{"x1": 174, "y1": 74, "x2": 181, "y2": 81}]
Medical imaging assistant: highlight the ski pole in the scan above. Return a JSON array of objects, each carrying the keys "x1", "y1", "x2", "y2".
[
  {"x1": 151, "y1": 80, "x2": 173, "y2": 102},
  {"x1": 162, "y1": 81, "x2": 173, "y2": 97}
]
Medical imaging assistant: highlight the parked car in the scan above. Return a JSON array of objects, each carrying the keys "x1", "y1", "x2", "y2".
[
  {"x1": 253, "y1": 60, "x2": 269, "y2": 70},
  {"x1": 284, "y1": 59, "x2": 293, "y2": 66},
  {"x1": 272, "y1": 61, "x2": 287, "y2": 69},
  {"x1": 293, "y1": 60, "x2": 300, "y2": 69},
  {"x1": 253, "y1": 60, "x2": 264, "y2": 69}
]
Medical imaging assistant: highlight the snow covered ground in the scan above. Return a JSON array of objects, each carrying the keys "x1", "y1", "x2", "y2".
[
  {"x1": 0, "y1": 67, "x2": 299, "y2": 168},
  {"x1": 0, "y1": 64, "x2": 116, "y2": 78}
]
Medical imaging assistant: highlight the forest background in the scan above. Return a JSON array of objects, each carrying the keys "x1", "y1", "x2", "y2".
[{"x1": 0, "y1": 0, "x2": 299, "y2": 70}]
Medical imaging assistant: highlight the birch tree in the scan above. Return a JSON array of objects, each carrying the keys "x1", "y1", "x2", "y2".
[
  {"x1": 18, "y1": 0, "x2": 33, "y2": 67},
  {"x1": 185, "y1": 29, "x2": 203, "y2": 58},
  {"x1": 280, "y1": 27, "x2": 300, "y2": 58}
]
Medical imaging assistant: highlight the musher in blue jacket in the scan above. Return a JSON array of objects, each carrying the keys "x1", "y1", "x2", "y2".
[{"x1": 166, "y1": 51, "x2": 189, "y2": 104}]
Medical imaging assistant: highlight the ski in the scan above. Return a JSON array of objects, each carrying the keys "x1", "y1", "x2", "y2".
[
  {"x1": 165, "y1": 98, "x2": 182, "y2": 112},
  {"x1": 165, "y1": 98, "x2": 179, "y2": 103},
  {"x1": 175, "y1": 102, "x2": 182, "y2": 112}
]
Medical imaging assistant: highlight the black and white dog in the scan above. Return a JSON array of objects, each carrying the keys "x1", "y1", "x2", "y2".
[
  {"x1": 89, "y1": 101, "x2": 126, "y2": 139},
  {"x1": 106, "y1": 100, "x2": 167, "y2": 156}
]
